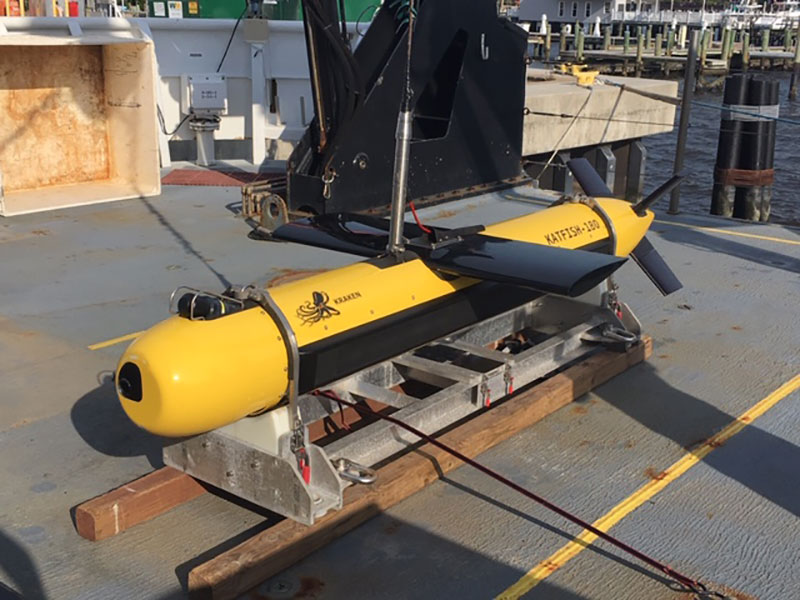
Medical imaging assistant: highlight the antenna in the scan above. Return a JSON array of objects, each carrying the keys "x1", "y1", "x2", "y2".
[{"x1": 387, "y1": 0, "x2": 417, "y2": 256}]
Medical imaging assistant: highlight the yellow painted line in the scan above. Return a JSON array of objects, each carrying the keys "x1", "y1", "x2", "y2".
[
  {"x1": 497, "y1": 374, "x2": 800, "y2": 600},
  {"x1": 87, "y1": 331, "x2": 144, "y2": 351},
  {"x1": 654, "y1": 219, "x2": 800, "y2": 246}
]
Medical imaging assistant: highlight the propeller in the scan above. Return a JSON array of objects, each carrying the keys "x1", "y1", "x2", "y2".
[
  {"x1": 632, "y1": 172, "x2": 686, "y2": 216},
  {"x1": 567, "y1": 158, "x2": 683, "y2": 296}
]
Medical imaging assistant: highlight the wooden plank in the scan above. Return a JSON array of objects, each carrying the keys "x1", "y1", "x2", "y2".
[
  {"x1": 75, "y1": 397, "x2": 391, "y2": 542},
  {"x1": 74, "y1": 467, "x2": 206, "y2": 542},
  {"x1": 188, "y1": 338, "x2": 652, "y2": 600}
]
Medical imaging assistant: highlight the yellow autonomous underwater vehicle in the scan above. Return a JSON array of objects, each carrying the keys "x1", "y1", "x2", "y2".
[
  {"x1": 112, "y1": 0, "x2": 683, "y2": 525},
  {"x1": 116, "y1": 161, "x2": 682, "y2": 438}
]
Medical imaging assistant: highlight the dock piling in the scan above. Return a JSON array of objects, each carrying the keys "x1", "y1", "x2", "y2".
[
  {"x1": 711, "y1": 74, "x2": 748, "y2": 217},
  {"x1": 700, "y1": 28, "x2": 710, "y2": 72},
  {"x1": 735, "y1": 77, "x2": 768, "y2": 221},
  {"x1": 761, "y1": 28, "x2": 769, "y2": 53},
  {"x1": 666, "y1": 26, "x2": 675, "y2": 56},
  {"x1": 721, "y1": 27, "x2": 731, "y2": 67},
  {"x1": 742, "y1": 31, "x2": 750, "y2": 71},
  {"x1": 636, "y1": 26, "x2": 644, "y2": 76},
  {"x1": 545, "y1": 22, "x2": 552, "y2": 61},
  {"x1": 669, "y1": 29, "x2": 699, "y2": 215},
  {"x1": 577, "y1": 25, "x2": 585, "y2": 63},
  {"x1": 559, "y1": 28, "x2": 567, "y2": 60},
  {"x1": 678, "y1": 23, "x2": 687, "y2": 49},
  {"x1": 624, "y1": 27, "x2": 630, "y2": 54},
  {"x1": 603, "y1": 25, "x2": 611, "y2": 51},
  {"x1": 761, "y1": 80, "x2": 778, "y2": 221},
  {"x1": 791, "y1": 26, "x2": 800, "y2": 99},
  {"x1": 655, "y1": 32, "x2": 663, "y2": 57}
]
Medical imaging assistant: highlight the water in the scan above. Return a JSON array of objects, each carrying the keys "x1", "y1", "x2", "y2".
[{"x1": 642, "y1": 71, "x2": 800, "y2": 225}]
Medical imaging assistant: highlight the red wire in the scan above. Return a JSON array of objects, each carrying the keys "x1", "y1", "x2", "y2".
[
  {"x1": 409, "y1": 201, "x2": 432, "y2": 234},
  {"x1": 313, "y1": 389, "x2": 720, "y2": 598}
]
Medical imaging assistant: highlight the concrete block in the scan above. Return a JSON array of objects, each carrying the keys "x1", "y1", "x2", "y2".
[{"x1": 522, "y1": 73, "x2": 677, "y2": 157}]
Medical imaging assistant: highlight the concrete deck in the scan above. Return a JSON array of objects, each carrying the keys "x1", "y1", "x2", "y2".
[
  {"x1": 522, "y1": 74, "x2": 677, "y2": 156},
  {"x1": 1, "y1": 183, "x2": 799, "y2": 599}
]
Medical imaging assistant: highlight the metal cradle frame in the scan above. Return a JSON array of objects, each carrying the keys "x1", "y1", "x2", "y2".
[{"x1": 163, "y1": 291, "x2": 637, "y2": 525}]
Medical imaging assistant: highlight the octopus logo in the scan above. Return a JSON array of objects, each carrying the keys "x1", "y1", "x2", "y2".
[{"x1": 296, "y1": 291, "x2": 341, "y2": 325}]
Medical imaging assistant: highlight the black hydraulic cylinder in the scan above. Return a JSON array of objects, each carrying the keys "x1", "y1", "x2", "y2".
[
  {"x1": 760, "y1": 79, "x2": 779, "y2": 221},
  {"x1": 711, "y1": 74, "x2": 748, "y2": 217},
  {"x1": 734, "y1": 77, "x2": 768, "y2": 220}
]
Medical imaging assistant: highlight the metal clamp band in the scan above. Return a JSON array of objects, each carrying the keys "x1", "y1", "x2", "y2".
[
  {"x1": 553, "y1": 194, "x2": 618, "y2": 255},
  {"x1": 231, "y1": 285, "x2": 304, "y2": 453}
]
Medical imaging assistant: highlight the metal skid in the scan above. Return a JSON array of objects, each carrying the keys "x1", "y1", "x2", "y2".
[{"x1": 163, "y1": 291, "x2": 637, "y2": 525}]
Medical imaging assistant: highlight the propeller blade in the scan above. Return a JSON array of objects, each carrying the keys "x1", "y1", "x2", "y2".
[
  {"x1": 566, "y1": 159, "x2": 682, "y2": 295},
  {"x1": 632, "y1": 172, "x2": 686, "y2": 215},
  {"x1": 567, "y1": 157, "x2": 613, "y2": 197},
  {"x1": 630, "y1": 237, "x2": 682, "y2": 296}
]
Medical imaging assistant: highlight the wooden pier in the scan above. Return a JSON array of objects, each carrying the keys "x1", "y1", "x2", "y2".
[{"x1": 528, "y1": 24, "x2": 800, "y2": 86}]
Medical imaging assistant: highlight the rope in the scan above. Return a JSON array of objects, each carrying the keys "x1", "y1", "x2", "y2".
[
  {"x1": 523, "y1": 108, "x2": 791, "y2": 135},
  {"x1": 691, "y1": 100, "x2": 800, "y2": 126},
  {"x1": 315, "y1": 389, "x2": 730, "y2": 599},
  {"x1": 524, "y1": 107, "x2": 673, "y2": 127},
  {"x1": 598, "y1": 78, "x2": 683, "y2": 106},
  {"x1": 535, "y1": 86, "x2": 595, "y2": 184},
  {"x1": 599, "y1": 77, "x2": 800, "y2": 127}
]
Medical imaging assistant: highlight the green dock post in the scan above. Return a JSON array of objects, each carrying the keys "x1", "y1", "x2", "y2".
[
  {"x1": 762, "y1": 28, "x2": 769, "y2": 53},
  {"x1": 743, "y1": 31, "x2": 750, "y2": 70},
  {"x1": 624, "y1": 27, "x2": 630, "y2": 54},
  {"x1": 721, "y1": 27, "x2": 730, "y2": 62},
  {"x1": 655, "y1": 32, "x2": 663, "y2": 57},
  {"x1": 636, "y1": 26, "x2": 644, "y2": 75},
  {"x1": 666, "y1": 26, "x2": 675, "y2": 56},
  {"x1": 545, "y1": 22, "x2": 552, "y2": 61},
  {"x1": 577, "y1": 26, "x2": 585, "y2": 63},
  {"x1": 646, "y1": 24, "x2": 652, "y2": 49},
  {"x1": 785, "y1": 26, "x2": 793, "y2": 52},
  {"x1": 559, "y1": 28, "x2": 567, "y2": 59},
  {"x1": 700, "y1": 28, "x2": 709, "y2": 71},
  {"x1": 603, "y1": 25, "x2": 611, "y2": 50}
]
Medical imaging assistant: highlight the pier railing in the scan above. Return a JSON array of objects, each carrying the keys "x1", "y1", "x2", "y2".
[
  {"x1": 605, "y1": 9, "x2": 723, "y2": 26},
  {"x1": 600, "y1": 9, "x2": 798, "y2": 30}
]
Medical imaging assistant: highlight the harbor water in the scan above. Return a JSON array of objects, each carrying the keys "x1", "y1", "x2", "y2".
[{"x1": 642, "y1": 71, "x2": 800, "y2": 225}]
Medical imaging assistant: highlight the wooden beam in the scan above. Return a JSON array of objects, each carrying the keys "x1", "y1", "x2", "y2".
[
  {"x1": 188, "y1": 338, "x2": 652, "y2": 600},
  {"x1": 74, "y1": 397, "x2": 393, "y2": 542},
  {"x1": 75, "y1": 467, "x2": 206, "y2": 542}
]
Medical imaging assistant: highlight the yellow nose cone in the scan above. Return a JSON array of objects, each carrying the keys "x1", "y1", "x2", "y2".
[{"x1": 116, "y1": 309, "x2": 288, "y2": 437}]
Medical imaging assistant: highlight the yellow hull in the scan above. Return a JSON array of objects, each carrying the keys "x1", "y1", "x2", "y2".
[{"x1": 117, "y1": 199, "x2": 653, "y2": 436}]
